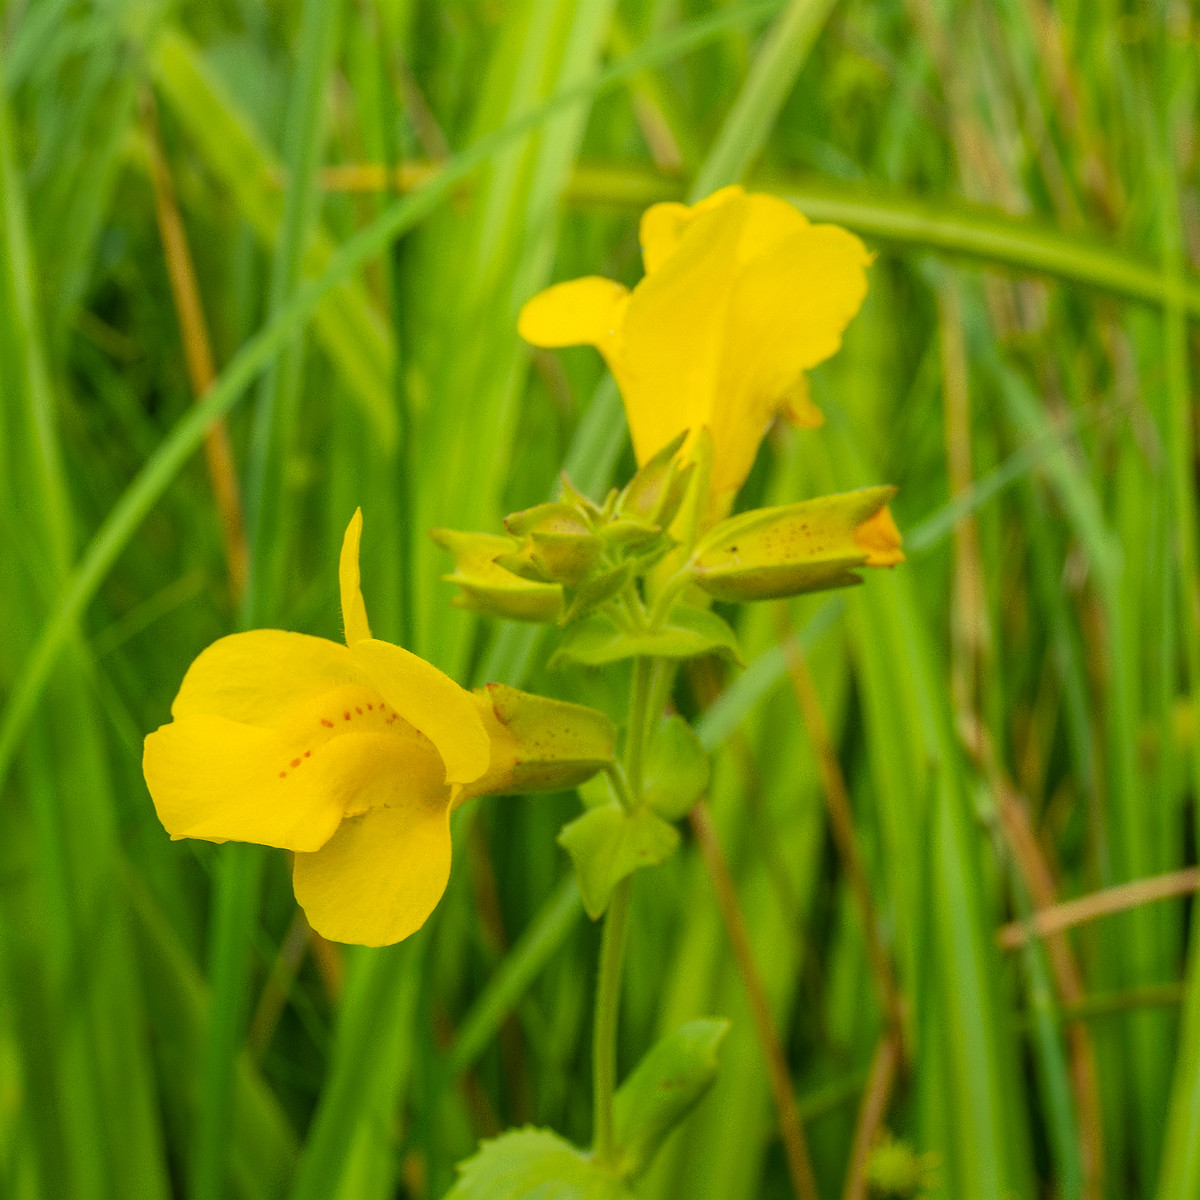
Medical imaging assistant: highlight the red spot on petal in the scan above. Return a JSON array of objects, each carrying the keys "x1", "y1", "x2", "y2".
[
  {"x1": 321, "y1": 719, "x2": 334, "y2": 728},
  {"x1": 343, "y1": 712, "x2": 351, "y2": 721},
  {"x1": 367, "y1": 703, "x2": 373, "y2": 711},
  {"x1": 356, "y1": 707, "x2": 363, "y2": 715},
  {"x1": 304, "y1": 750, "x2": 311, "y2": 758},
  {"x1": 291, "y1": 758, "x2": 301, "y2": 768},
  {"x1": 279, "y1": 771, "x2": 287, "y2": 779}
]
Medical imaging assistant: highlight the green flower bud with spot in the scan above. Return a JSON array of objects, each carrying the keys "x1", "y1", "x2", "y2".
[{"x1": 690, "y1": 486, "x2": 903, "y2": 602}]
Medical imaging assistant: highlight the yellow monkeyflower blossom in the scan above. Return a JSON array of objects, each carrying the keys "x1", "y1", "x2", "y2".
[
  {"x1": 518, "y1": 186, "x2": 871, "y2": 503},
  {"x1": 143, "y1": 510, "x2": 613, "y2": 946}
]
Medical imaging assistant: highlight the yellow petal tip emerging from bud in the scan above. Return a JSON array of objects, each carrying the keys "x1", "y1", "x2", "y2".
[{"x1": 854, "y1": 506, "x2": 905, "y2": 567}]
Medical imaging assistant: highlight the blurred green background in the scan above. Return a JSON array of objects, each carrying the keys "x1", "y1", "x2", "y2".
[{"x1": 3, "y1": 0, "x2": 1200, "y2": 1197}]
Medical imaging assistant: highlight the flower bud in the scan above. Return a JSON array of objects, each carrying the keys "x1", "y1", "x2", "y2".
[
  {"x1": 503, "y1": 502, "x2": 604, "y2": 585},
  {"x1": 431, "y1": 528, "x2": 562, "y2": 622},
  {"x1": 691, "y1": 486, "x2": 903, "y2": 602},
  {"x1": 616, "y1": 430, "x2": 691, "y2": 527}
]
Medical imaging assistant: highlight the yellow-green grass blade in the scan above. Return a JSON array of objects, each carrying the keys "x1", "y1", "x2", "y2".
[
  {"x1": 1153, "y1": 37, "x2": 1200, "y2": 1196},
  {"x1": 0, "y1": 61, "x2": 171, "y2": 1200},
  {"x1": 412, "y1": 0, "x2": 620, "y2": 678},
  {"x1": 690, "y1": 0, "x2": 839, "y2": 199},
  {"x1": 188, "y1": 6, "x2": 346, "y2": 1197},
  {"x1": 149, "y1": 27, "x2": 397, "y2": 448},
  {"x1": 124, "y1": 868, "x2": 299, "y2": 1200}
]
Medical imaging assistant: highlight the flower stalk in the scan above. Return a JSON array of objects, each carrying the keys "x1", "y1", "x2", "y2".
[{"x1": 592, "y1": 874, "x2": 634, "y2": 1168}]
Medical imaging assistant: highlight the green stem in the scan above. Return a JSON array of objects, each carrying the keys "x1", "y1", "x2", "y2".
[
  {"x1": 604, "y1": 762, "x2": 637, "y2": 813},
  {"x1": 647, "y1": 567, "x2": 693, "y2": 628},
  {"x1": 591, "y1": 651, "x2": 661, "y2": 1166},
  {"x1": 626, "y1": 656, "x2": 654, "y2": 801},
  {"x1": 592, "y1": 874, "x2": 633, "y2": 1167}
]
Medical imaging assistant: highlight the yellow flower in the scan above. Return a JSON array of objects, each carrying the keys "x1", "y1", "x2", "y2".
[
  {"x1": 518, "y1": 186, "x2": 871, "y2": 503},
  {"x1": 143, "y1": 510, "x2": 613, "y2": 946}
]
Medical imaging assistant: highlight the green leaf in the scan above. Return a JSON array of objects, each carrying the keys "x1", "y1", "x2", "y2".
[
  {"x1": 548, "y1": 606, "x2": 742, "y2": 669},
  {"x1": 612, "y1": 1019, "x2": 729, "y2": 1179},
  {"x1": 445, "y1": 1128, "x2": 633, "y2": 1200},
  {"x1": 558, "y1": 805, "x2": 680, "y2": 919},
  {"x1": 578, "y1": 772, "x2": 619, "y2": 810},
  {"x1": 644, "y1": 717, "x2": 710, "y2": 821}
]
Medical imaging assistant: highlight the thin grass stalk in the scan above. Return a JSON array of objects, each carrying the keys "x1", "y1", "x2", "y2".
[
  {"x1": 1149, "y1": 24, "x2": 1200, "y2": 1197},
  {"x1": 1011, "y1": 870, "x2": 1084, "y2": 1200},
  {"x1": 140, "y1": 88, "x2": 248, "y2": 603},
  {"x1": 242, "y1": 0, "x2": 344, "y2": 625},
  {"x1": 690, "y1": 0, "x2": 839, "y2": 198},
  {"x1": 191, "y1": 844, "x2": 266, "y2": 1200},
  {"x1": 689, "y1": 800, "x2": 820, "y2": 1200},
  {"x1": 999, "y1": 869, "x2": 1200, "y2": 948},
  {"x1": 591, "y1": 876, "x2": 633, "y2": 1166},
  {"x1": 773, "y1": 606, "x2": 904, "y2": 1042},
  {"x1": 190, "y1": 5, "x2": 343, "y2": 1196},
  {"x1": 841, "y1": 1034, "x2": 901, "y2": 1200}
]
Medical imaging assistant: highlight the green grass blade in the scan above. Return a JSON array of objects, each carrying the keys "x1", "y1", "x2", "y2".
[
  {"x1": 149, "y1": 27, "x2": 396, "y2": 447},
  {"x1": 445, "y1": 875, "x2": 583, "y2": 1077},
  {"x1": 691, "y1": 0, "x2": 838, "y2": 198}
]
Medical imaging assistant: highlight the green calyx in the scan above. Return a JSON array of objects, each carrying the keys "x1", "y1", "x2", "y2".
[
  {"x1": 432, "y1": 455, "x2": 696, "y2": 634},
  {"x1": 690, "y1": 485, "x2": 903, "y2": 602},
  {"x1": 430, "y1": 528, "x2": 562, "y2": 621}
]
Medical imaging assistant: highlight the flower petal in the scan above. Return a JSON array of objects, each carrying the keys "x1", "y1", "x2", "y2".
[
  {"x1": 144, "y1": 717, "x2": 340, "y2": 851},
  {"x1": 339, "y1": 507, "x2": 372, "y2": 646},
  {"x1": 854, "y1": 506, "x2": 905, "y2": 567},
  {"x1": 619, "y1": 197, "x2": 748, "y2": 466},
  {"x1": 780, "y1": 375, "x2": 824, "y2": 430},
  {"x1": 728, "y1": 222, "x2": 870, "y2": 380},
  {"x1": 517, "y1": 277, "x2": 629, "y2": 352},
  {"x1": 170, "y1": 630, "x2": 363, "y2": 725},
  {"x1": 148, "y1": 644, "x2": 448, "y2": 851},
  {"x1": 729, "y1": 192, "x2": 809, "y2": 263},
  {"x1": 709, "y1": 221, "x2": 870, "y2": 495},
  {"x1": 350, "y1": 638, "x2": 490, "y2": 784},
  {"x1": 639, "y1": 186, "x2": 747, "y2": 274},
  {"x1": 293, "y1": 795, "x2": 452, "y2": 947}
]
